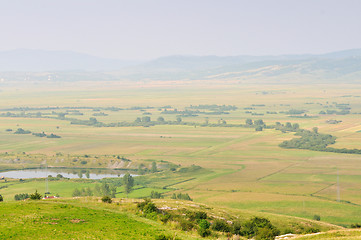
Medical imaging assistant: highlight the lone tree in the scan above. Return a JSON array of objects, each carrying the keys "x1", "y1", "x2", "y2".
[
  {"x1": 151, "y1": 161, "x2": 157, "y2": 173},
  {"x1": 30, "y1": 190, "x2": 42, "y2": 200},
  {"x1": 123, "y1": 173, "x2": 134, "y2": 198},
  {"x1": 246, "y1": 119, "x2": 253, "y2": 125}
]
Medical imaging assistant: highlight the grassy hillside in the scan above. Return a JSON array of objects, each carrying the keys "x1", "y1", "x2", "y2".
[
  {"x1": 0, "y1": 198, "x2": 199, "y2": 240},
  {"x1": 0, "y1": 197, "x2": 346, "y2": 240}
]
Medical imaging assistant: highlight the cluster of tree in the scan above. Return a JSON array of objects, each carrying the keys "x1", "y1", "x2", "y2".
[
  {"x1": 274, "y1": 122, "x2": 300, "y2": 132},
  {"x1": 277, "y1": 124, "x2": 361, "y2": 154},
  {"x1": 73, "y1": 183, "x2": 117, "y2": 198},
  {"x1": 279, "y1": 129, "x2": 336, "y2": 151},
  {"x1": 322, "y1": 147, "x2": 361, "y2": 154},
  {"x1": 32, "y1": 132, "x2": 61, "y2": 138},
  {"x1": 285, "y1": 109, "x2": 306, "y2": 115},
  {"x1": 92, "y1": 112, "x2": 108, "y2": 116},
  {"x1": 178, "y1": 164, "x2": 202, "y2": 173},
  {"x1": 150, "y1": 191, "x2": 163, "y2": 199},
  {"x1": 351, "y1": 223, "x2": 361, "y2": 228},
  {"x1": 325, "y1": 119, "x2": 342, "y2": 124},
  {"x1": 137, "y1": 163, "x2": 150, "y2": 175},
  {"x1": 289, "y1": 114, "x2": 316, "y2": 119},
  {"x1": 171, "y1": 193, "x2": 192, "y2": 201},
  {"x1": 67, "y1": 110, "x2": 84, "y2": 116},
  {"x1": 14, "y1": 193, "x2": 29, "y2": 201},
  {"x1": 0, "y1": 112, "x2": 43, "y2": 118},
  {"x1": 187, "y1": 104, "x2": 237, "y2": 111},
  {"x1": 335, "y1": 103, "x2": 351, "y2": 110},
  {"x1": 72, "y1": 187, "x2": 94, "y2": 197},
  {"x1": 70, "y1": 117, "x2": 101, "y2": 126},
  {"x1": 319, "y1": 109, "x2": 350, "y2": 115},
  {"x1": 163, "y1": 109, "x2": 232, "y2": 116},
  {"x1": 14, "y1": 128, "x2": 31, "y2": 134},
  {"x1": 245, "y1": 119, "x2": 266, "y2": 131}
]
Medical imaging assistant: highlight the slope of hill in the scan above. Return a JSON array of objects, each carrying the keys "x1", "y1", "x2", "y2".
[{"x1": 0, "y1": 197, "x2": 345, "y2": 240}]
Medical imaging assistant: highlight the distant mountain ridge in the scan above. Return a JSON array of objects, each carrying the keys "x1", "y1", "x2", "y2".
[{"x1": 1, "y1": 49, "x2": 361, "y2": 83}]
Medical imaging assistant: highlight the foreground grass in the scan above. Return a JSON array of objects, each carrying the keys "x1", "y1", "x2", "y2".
[{"x1": 0, "y1": 199, "x2": 198, "y2": 240}]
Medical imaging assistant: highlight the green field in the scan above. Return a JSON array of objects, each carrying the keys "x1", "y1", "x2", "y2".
[{"x1": 1, "y1": 82, "x2": 361, "y2": 232}]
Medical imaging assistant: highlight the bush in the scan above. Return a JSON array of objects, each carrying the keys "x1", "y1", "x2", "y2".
[
  {"x1": 241, "y1": 217, "x2": 280, "y2": 239},
  {"x1": 232, "y1": 221, "x2": 242, "y2": 235},
  {"x1": 313, "y1": 215, "x2": 321, "y2": 221},
  {"x1": 137, "y1": 198, "x2": 158, "y2": 215},
  {"x1": 155, "y1": 234, "x2": 180, "y2": 240},
  {"x1": 101, "y1": 196, "x2": 112, "y2": 203},
  {"x1": 351, "y1": 223, "x2": 361, "y2": 228},
  {"x1": 179, "y1": 219, "x2": 194, "y2": 231},
  {"x1": 199, "y1": 219, "x2": 210, "y2": 229},
  {"x1": 211, "y1": 219, "x2": 231, "y2": 232},
  {"x1": 256, "y1": 227, "x2": 278, "y2": 240},
  {"x1": 198, "y1": 228, "x2": 211, "y2": 237},
  {"x1": 150, "y1": 191, "x2": 163, "y2": 199},
  {"x1": 171, "y1": 193, "x2": 193, "y2": 201},
  {"x1": 14, "y1": 193, "x2": 29, "y2": 201},
  {"x1": 0, "y1": 194, "x2": 3, "y2": 202},
  {"x1": 160, "y1": 213, "x2": 171, "y2": 224},
  {"x1": 188, "y1": 211, "x2": 207, "y2": 221},
  {"x1": 305, "y1": 227, "x2": 320, "y2": 234}
]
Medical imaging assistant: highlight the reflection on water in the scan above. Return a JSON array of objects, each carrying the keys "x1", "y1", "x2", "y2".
[{"x1": 0, "y1": 168, "x2": 133, "y2": 179}]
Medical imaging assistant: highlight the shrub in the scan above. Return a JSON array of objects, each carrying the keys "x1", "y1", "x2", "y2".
[
  {"x1": 0, "y1": 194, "x2": 3, "y2": 202},
  {"x1": 305, "y1": 227, "x2": 319, "y2": 234},
  {"x1": 160, "y1": 213, "x2": 171, "y2": 224},
  {"x1": 14, "y1": 193, "x2": 29, "y2": 201},
  {"x1": 313, "y1": 215, "x2": 321, "y2": 221},
  {"x1": 101, "y1": 196, "x2": 112, "y2": 203},
  {"x1": 188, "y1": 211, "x2": 207, "y2": 221},
  {"x1": 211, "y1": 219, "x2": 231, "y2": 232},
  {"x1": 179, "y1": 219, "x2": 194, "y2": 231},
  {"x1": 199, "y1": 219, "x2": 210, "y2": 229},
  {"x1": 256, "y1": 227, "x2": 278, "y2": 240},
  {"x1": 155, "y1": 234, "x2": 180, "y2": 240},
  {"x1": 137, "y1": 198, "x2": 158, "y2": 215},
  {"x1": 351, "y1": 223, "x2": 361, "y2": 228},
  {"x1": 198, "y1": 228, "x2": 211, "y2": 237},
  {"x1": 150, "y1": 191, "x2": 163, "y2": 199},
  {"x1": 232, "y1": 221, "x2": 242, "y2": 235},
  {"x1": 241, "y1": 217, "x2": 280, "y2": 239}
]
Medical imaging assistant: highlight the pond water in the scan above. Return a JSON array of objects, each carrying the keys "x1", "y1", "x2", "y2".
[{"x1": 0, "y1": 168, "x2": 134, "y2": 179}]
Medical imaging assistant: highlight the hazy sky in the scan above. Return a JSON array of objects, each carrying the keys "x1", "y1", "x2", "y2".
[{"x1": 1, "y1": 0, "x2": 361, "y2": 60}]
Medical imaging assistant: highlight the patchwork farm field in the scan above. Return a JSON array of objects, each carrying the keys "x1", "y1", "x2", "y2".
[{"x1": 1, "y1": 83, "x2": 361, "y2": 227}]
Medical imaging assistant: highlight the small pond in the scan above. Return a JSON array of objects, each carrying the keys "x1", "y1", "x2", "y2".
[{"x1": 0, "y1": 168, "x2": 135, "y2": 179}]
